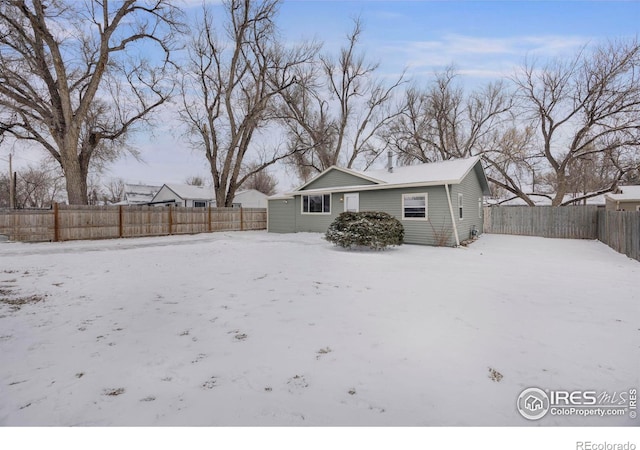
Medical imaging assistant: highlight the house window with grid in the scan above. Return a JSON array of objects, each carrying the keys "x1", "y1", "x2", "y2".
[
  {"x1": 302, "y1": 194, "x2": 331, "y2": 214},
  {"x1": 402, "y1": 193, "x2": 428, "y2": 219}
]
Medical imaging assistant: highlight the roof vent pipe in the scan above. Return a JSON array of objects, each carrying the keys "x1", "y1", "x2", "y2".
[{"x1": 387, "y1": 150, "x2": 393, "y2": 173}]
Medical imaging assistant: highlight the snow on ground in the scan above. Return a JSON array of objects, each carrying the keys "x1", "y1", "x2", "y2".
[{"x1": 0, "y1": 231, "x2": 638, "y2": 426}]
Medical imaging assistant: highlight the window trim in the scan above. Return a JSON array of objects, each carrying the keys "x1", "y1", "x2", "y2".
[
  {"x1": 402, "y1": 192, "x2": 428, "y2": 221},
  {"x1": 458, "y1": 193, "x2": 464, "y2": 220},
  {"x1": 301, "y1": 193, "x2": 332, "y2": 215}
]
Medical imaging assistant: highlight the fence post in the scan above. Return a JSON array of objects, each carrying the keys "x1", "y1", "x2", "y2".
[
  {"x1": 119, "y1": 205, "x2": 124, "y2": 238},
  {"x1": 53, "y1": 202, "x2": 60, "y2": 242},
  {"x1": 168, "y1": 205, "x2": 173, "y2": 235},
  {"x1": 240, "y1": 207, "x2": 244, "y2": 231},
  {"x1": 208, "y1": 205, "x2": 212, "y2": 233}
]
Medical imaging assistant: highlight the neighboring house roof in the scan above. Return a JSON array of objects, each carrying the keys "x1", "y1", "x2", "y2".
[
  {"x1": 605, "y1": 185, "x2": 640, "y2": 202},
  {"x1": 161, "y1": 184, "x2": 214, "y2": 201},
  {"x1": 123, "y1": 184, "x2": 161, "y2": 204},
  {"x1": 282, "y1": 156, "x2": 490, "y2": 196}
]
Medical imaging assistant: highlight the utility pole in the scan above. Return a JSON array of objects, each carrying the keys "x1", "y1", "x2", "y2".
[{"x1": 8, "y1": 153, "x2": 14, "y2": 209}]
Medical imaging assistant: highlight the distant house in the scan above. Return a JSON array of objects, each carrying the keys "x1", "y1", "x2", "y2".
[
  {"x1": 605, "y1": 185, "x2": 640, "y2": 211},
  {"x1": 121, "y1": 184, "x2": 161, "y2": 205},
  {"x1": 149, "y1": 184, "x2": 268, "y2": 208},
  {"x1": 151, "y1": 184, "x2": 214, "y2": 207},
  {"x1": 267, "y1": 156, "x2": 491, "y2": 246},
  {"x1": 233, "y1": 189, "x2": 268, "y2": 208}
]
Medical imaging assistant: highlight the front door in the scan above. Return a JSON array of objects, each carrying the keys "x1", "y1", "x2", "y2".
[{"x1": 344, "y1": 193, "x2": 359, "y2": 212}]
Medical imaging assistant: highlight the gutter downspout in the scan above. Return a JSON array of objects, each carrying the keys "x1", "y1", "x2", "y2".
[{"x1": 444, "y1": 184, "x2": 460, "y2": 247}]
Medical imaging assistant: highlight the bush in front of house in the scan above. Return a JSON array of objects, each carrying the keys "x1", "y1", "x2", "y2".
[{"x1": 325, "y1": 211, "x2": 404, "y2": 250}]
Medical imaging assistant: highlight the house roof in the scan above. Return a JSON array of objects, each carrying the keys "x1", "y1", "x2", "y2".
[
  {"x1": 354, "y1": 156, "x2": 483, "y2": 186},
  {"x1": 123, "y1": 184, "x2": 161, "y2": 204},
  {"x1": 162, "y1": 184, "x2": 214, "y2": 200},
  {"x1": 283, "y1": 156, "x2": 490, "y2": 196},
  {"x1": 605, "y1": 185, "x2": 640, "y2": 202}
]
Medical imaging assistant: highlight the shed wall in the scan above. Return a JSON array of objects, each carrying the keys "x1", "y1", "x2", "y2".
[
  {"x1": 607, "y1": 199, "x2": 640, "y2": 212},
  {"x1": 267, "y1": 199, "x2": 296, "y2": 233}
]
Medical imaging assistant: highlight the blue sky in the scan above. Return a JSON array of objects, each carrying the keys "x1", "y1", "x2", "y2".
[{"x1": 5, "y1": 1, "x2": 640, "y2": 192}]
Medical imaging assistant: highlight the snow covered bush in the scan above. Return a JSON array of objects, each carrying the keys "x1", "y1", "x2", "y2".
[{"x1": 325, "y1": 211, "x2": 404, "y2": 250}]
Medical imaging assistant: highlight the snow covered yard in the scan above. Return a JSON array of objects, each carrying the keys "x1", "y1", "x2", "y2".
[{"x1": 0, "y1": 231, "x2": 637, "y2": 426}]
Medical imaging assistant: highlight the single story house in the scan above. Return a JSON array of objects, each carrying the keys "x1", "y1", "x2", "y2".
[
  {"x1": 151, "y1": 184, "x2": 214, "y2": 207},
  {"x1": 267, "y1": 156, "x2": 491, "y2": 246},
  {"x1": 605, "y1": 185, "x2": 640, "y2": 211}
]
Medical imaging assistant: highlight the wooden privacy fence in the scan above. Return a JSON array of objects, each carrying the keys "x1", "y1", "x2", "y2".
[
  {"x1": 483, "y1": 205, "x2": 599, "y2": 239},
  {"x1": 484, "y1": 205, "x2": 640, "y2": 262},
  {"x1": 0, "y1": 205, "x2": 267, "y2": 242},
  {"x1": 597, "y1": 211, "x2": 640, "y2": 262}
]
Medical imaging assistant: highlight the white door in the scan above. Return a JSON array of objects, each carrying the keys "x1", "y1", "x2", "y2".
[{"x1": 344, "y1": 193, "x2": 359, "y2": 212}]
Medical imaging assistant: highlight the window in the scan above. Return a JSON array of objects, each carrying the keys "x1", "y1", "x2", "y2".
[
  {"x1": 402, "y1": 193, "x2": 427, "y2": 219},
  {"x1": 194, "y1": 201, "x2": 207, "y2": 208},
  {"x1": 302, "y1": 194, "x2": 331, "y2": 214},
  {"x1": 458, "y1": 193, "x2": 463, "y2": 220}
]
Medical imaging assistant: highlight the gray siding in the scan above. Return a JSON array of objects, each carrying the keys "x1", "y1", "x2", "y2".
[
  {"x1": 301, "y1": 169, "x2": 377, "y2": 190},
  {"x1": 449, "y1": 171, "x2": 485, "y2": 242},
  {"x1": 285, "y1": 183, "x2": 483, "y2": 246},
  {"x1": 359, "y1": 186, "x2": 455, "y2": 246},
  {"x1": 267, "y1": 199, "x2": 296, "y2": 233},
  {"x1": 269, "y1": 163, "x2": 487, "y2": 246},
  {"x1": 294, "y1": 193, "x2": 343, "y2": 232}
]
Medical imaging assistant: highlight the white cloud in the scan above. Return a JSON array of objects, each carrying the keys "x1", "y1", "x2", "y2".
[{"x1": 380, "y1": 33, "x2": 591, "y2": 81}]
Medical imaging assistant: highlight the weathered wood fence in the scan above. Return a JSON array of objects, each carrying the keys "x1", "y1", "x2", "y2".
[
  {"x1": 0, "y1": 205, "x2": 266, "y2": 242},
  {"x1": 597, "y1": 211, "x2": 640, "y2": 262},
  {"x1": 484, "y1": 206, "x2": 640, "y2": 262},
  {"x1": 483, "y1": 205, "x2": 599, "y2": 239}
]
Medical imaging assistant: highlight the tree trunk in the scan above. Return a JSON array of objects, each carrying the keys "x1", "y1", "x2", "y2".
[
  {"x1": 552, "y1": 173, "x2": 567, "y2": 207},
  {"x1": 59, "y1": 132, "x2": 88, "y2": 204},
  {"x1": 62, "y1": 157, "x2": 88, "y2": 205}
]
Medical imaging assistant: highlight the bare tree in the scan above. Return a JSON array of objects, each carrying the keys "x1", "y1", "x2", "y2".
[
  {"x1": 511, "y1": 39, "x2": 640, "y2": 205},
  {"x1": 3, "y1": 159, "x2": 65, "y2": 208},
  {"x1": 385, "y1": 67, "x2": 512, "y2": 165},
  {"x1": 240, "y1": 165, "x2": 277, "y2": 195},
  {"x1": 179, "y1": 0, "x2": 317, "y2": 206},
  {"x1": 278, "y1": 18, "x2": 406, "y2": 181},
  {"x1": 102, "y1": 178, "x2": 125, "y2": 204},
  {"x1": 0, "y1": 0, "x2": 181, "y2": 204},
  {"x1": 185, "y1": 176, "x2": 205, "y2": 187}
]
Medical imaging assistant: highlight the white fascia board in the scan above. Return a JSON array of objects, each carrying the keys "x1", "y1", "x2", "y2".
[{"x1": 268, "y1": 195, "x2": 295, "y2": 200}]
